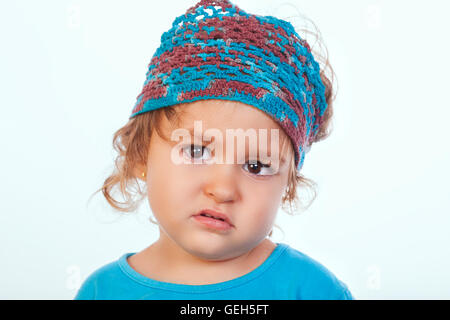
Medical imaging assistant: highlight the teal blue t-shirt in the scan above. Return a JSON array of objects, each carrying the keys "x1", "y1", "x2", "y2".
[{"x1": 74, "y1": 242, "x2": 354, "y2": 300}]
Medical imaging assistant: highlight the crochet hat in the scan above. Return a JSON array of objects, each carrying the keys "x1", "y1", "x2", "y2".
[{"x1": 129, "y1": 0, "x2": 328, "y2": 171}]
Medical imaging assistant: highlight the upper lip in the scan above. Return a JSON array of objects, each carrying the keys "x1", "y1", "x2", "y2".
[{"x1": 194, "y1": 209, "x2": 234, "y2": 227}]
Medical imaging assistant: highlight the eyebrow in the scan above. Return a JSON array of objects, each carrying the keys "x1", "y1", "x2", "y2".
[{"x1": 187, "y1": 127, "x2": 203, "y2": 138}]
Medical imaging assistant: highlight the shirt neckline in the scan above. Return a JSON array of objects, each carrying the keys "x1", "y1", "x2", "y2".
[{"x1": 117, "y1": 242, "x2": 288, "y2": 294}]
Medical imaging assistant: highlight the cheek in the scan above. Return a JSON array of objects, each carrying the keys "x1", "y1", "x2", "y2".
[
  {"x1": 247, "y1": 175, "x2": 285, "y2": 202},
  {"x1": 240, "y1": 180, "x2": 284, "y2": 222},
  {"x1": 147, "y1": 163, "x2": 197, "y2": 218}
]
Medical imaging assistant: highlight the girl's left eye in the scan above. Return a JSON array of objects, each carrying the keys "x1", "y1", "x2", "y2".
[
  {"x1": 243, "y1": 160, "x2": 277, "y2": 176},
  {"x1": 182, "y1": 144, "x2": 212, "y2": 161}
]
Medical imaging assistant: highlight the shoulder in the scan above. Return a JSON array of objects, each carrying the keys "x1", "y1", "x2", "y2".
[
  {"x1": 277, "y1": 243, "x2": 354, "y2": 300},
  {"x1": 74, "y1": 254, "x2": 130, "y2": 300}
]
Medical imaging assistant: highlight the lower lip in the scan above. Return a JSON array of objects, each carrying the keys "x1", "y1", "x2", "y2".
[{"x1": 192, "y1": 215, "x2": 233, "y2": 231}]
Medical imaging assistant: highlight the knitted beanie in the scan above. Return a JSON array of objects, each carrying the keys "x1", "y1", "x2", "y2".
[{"x1": 129, "y1": 0, "x2": 328, "y2": 171}]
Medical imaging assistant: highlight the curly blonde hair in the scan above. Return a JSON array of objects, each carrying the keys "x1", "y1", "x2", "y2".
[{"x1": 88, "y1": 14, "x2": 336, "y2": 238}]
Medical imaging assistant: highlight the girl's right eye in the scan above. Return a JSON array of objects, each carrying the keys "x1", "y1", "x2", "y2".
[{"x1": 182, "y1": 144, "x2": 212, "y2": 162}]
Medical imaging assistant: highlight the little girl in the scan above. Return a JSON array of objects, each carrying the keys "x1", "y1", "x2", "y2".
[{"x1": 75, "y1": 0, "x2": 353, "y2": 300}]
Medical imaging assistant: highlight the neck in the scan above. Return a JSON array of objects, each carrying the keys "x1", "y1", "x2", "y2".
[{"x1": 141, "y1": 231, "x2": 274, "y2": 284}]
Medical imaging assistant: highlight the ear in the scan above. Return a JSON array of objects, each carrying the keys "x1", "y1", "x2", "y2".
[{"x1": 134, "y1": 164, "x2": 147, "y2": 181}]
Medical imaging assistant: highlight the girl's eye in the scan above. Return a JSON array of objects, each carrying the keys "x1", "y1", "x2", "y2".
[
  {"x1": 182, "y1": 144, "x2": 211, "y2": 161},
  {"x1": 181, "y1": 145, "x2": 276, "y2": 176},
  {"x1": 243, "y1": 160, "x2": 277, "y2": 176}
]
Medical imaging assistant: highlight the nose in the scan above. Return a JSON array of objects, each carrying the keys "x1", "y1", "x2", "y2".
[{"x1": 203, "y1": 164, "x2": 240, "y2": 203}]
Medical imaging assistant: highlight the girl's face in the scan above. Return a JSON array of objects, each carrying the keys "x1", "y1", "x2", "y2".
[{"x1": 141, "y1": 100, "x2": 292, "y2": 261}]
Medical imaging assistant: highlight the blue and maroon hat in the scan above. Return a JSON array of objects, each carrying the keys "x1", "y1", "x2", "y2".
[{"x1": 129, "y1": 0, "x2": 327, "y2": 171}]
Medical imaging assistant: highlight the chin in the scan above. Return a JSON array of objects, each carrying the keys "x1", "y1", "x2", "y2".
[{"x1": 184, "y1": 241, "x2": 240, "y2": 261}]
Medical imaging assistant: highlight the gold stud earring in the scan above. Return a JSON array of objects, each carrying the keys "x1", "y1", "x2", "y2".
[{"x1": 142, "y1": 172, "x2": 146, "y2": 178}]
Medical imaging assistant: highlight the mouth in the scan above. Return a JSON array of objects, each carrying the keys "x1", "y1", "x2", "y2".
[{"x1": 192, "y1": 209, "x2": 234, "y2": 230}]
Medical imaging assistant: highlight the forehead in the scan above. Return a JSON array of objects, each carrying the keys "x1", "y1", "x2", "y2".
[
  {"x1": 159, "y1": 99, "x2": 293, "y2": 160},
  {"x1": 173, "y1": 99, "x2": 282, "y2": 131}
]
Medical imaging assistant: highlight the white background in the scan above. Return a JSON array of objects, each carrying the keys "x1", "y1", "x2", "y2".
[{"x1": 1, "y1": 0, "x2": 449, "y2": 299}]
